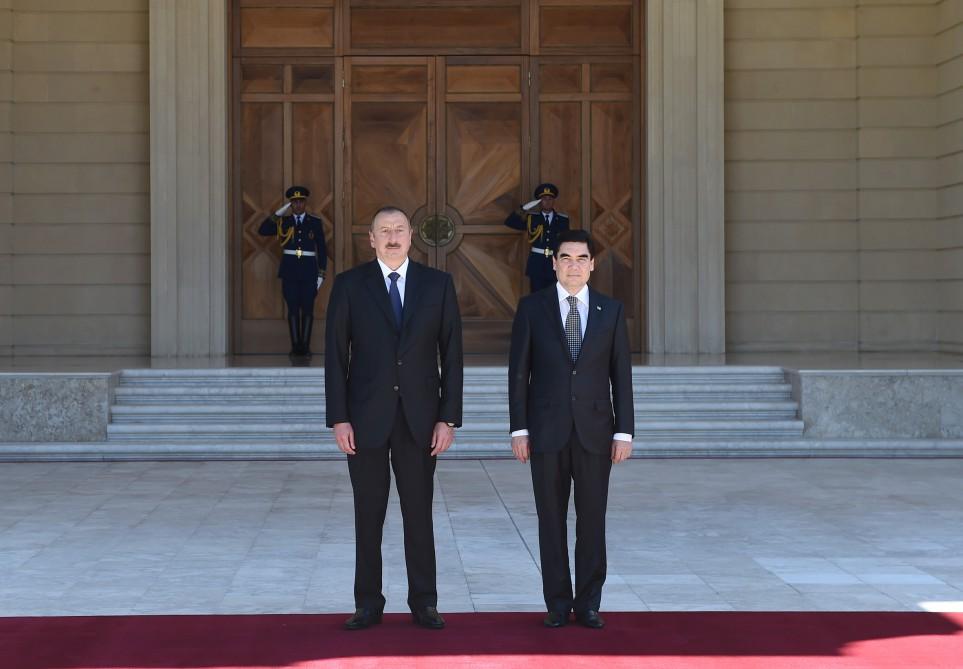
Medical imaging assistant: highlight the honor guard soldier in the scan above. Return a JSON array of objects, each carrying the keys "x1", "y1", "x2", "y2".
[
  {"x1": 258, "y1": 186, "x2": 328, "y2": 357},
  {"x1": 504, "y1": 183, "x2": 570, "y2": 293}
]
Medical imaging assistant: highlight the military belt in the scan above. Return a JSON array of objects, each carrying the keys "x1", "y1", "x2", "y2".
[
  {"x1": 283, "y1": 249, "x2": 317, "y2": 258},
  {"x1": 530, "y1": 247, "x2": 553, "y2": 257}
]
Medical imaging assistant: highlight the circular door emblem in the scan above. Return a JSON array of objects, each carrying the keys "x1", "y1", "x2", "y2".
[{"x1": 419, "y1": 215, "x2": 455, "y2": 247}]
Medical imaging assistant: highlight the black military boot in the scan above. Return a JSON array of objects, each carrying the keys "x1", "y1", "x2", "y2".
[
  {"x1": 301, "y1": 314, "x2": 314, "y2": 357},
  {"x1": 287, "y1": 313, "x2": 301, "y2": 356}
]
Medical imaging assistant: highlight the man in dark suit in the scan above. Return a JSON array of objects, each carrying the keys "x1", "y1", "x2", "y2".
[
  {"x1": 325, "y1": 206, "x2": 463, "y2": 631},
  {"x1": 504, "y1": 183, "x2": 570, "y2": 293},
  {"x1": 257, "y1": 185, "x2": 328, "y2": 356},
  {"x1": 508, "y1": 229, "x2": 634, "y2": 630}
]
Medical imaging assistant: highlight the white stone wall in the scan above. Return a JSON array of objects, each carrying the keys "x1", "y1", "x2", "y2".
[
  {"x1": 6, "y1": 0, "x2": 148, "y2": 355},
  {"x1": 938, "y1": 0, "x2": 963, "y2": 352},
  {"x1": 725, "y1": 0, "x2": 958, "y2": 352}
]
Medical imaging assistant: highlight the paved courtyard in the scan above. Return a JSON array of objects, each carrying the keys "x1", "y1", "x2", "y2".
[{"x1": 1, "y1": 458, "x2": 962, "y2": 616}]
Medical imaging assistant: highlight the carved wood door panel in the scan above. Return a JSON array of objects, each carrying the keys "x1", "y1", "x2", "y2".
[
  {"x1": 534, "y1": 56, "x2": 642, "y2": 349},
  {"x1": 234, "y1": 59, "x2": 340, "y2": 354},
  {"x1": 344, "y1": 56, "x2": 530, "y2": 352},
  {"x1": 232, "y1": 1, "x2": 644, "y2": 355}
]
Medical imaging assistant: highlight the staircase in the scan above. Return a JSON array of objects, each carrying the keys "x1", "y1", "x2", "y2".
[{"x1": 105, "y1": 366, "x2": 803, "y2": 458}]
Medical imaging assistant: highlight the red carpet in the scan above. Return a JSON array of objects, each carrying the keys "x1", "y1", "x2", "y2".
[{"x1": 2, "y1": 612, "x2": 962, "y2": 669}]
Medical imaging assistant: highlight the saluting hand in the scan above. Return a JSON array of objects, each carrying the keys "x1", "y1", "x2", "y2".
[
  {"x1": 334, "y1": 422, "x2": 356, "y2": 455},
  {"x1": 275, "y1": 202, "x2": 291, "y2": 217}
]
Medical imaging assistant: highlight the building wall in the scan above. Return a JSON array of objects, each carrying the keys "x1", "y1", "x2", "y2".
[
  {"x1": 6, "y1": 0, "x2": 149, "y2": 355},
  {"x1": 725, "y1": 0, "x2": 956, "y2": 352},
  {"x1": 0, "y1": 1, "x2": 950, "y2": 356},
  {"x1": 938, "y1": 0, "x2": 963, "y2": 352},
  {"x1": 1, "y1": 1, "x2": 12, "y2": 356}
]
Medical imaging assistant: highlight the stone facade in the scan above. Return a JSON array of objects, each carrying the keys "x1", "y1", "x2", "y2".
[
  {"x1": 725, "y1": 0, "x2": 963, "y2": 353},
  {"x1": 938, "y1": 0, "x2": 963, "y2": 353},
  {"x1": 1, "y1": 0, "x2": 11, "y2": 356},
  {"x1": 791, "y1": 369, "x2": 963, "y2": 439},
  {"x1": 0, "y1": 372, "x2": 111, "y2": 441},
  {"x1": 0, "y1": 1, "x2": 957, "y2": 356},
  {"x1": 1, "y1": 0, "x2": 149, "y2": 356}
]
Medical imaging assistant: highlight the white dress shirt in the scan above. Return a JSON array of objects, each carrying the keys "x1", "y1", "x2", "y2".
[
  {"x1": 377, "y1": 257, "x2": 409, "y2": 305},
  {"x1": 558, "y1": 282, "x2": 589, "y2": 338},
  {"x1": 511, "y1": 282, "x2": 632, "y2": 443}
]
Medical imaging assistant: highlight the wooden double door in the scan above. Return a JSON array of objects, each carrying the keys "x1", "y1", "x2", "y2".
[{"x1": 235, "y1": 55, "x2": 640, "y2": 354}]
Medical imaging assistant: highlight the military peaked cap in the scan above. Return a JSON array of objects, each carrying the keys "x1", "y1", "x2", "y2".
[{"x1": 285, "y1": 185, "x2": 310, "y2": 200}]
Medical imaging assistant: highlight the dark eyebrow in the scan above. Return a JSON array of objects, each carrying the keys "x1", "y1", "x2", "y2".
[{"x1": 559, "y1": 252, "x2": 589, "y2": 259}]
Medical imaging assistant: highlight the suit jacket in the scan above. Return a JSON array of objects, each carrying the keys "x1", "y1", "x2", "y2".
[
  {"x1": 508, "y1": 285, "x2": 633, "y2": 454},
  {"x1": 324, "y1": 259, "x2": 463, "y2": 450},
  {"x1": 257, "y1": 213, "x2": 327, "y2": 281},
  {"x1": 503, "y1": 210, "x2": 570, "y2": 278}
]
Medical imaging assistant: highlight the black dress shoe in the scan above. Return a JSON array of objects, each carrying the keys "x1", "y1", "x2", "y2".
[
  {"x1": 344, "y1": 608, "x2": 382, "y2": 630},
  {"x1": 411, "y1": 606, "x2": 445, "y2": 629},
  {"x1": 543, "y1": 611, "x2": 569, "y2": 628},
  {"x1": 576, "y1": 610, "x2": 605, "y2": 629}
]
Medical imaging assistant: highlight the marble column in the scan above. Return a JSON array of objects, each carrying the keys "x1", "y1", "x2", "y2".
[
  {"x1": 645, "y1": 0, "x2": 726, "y2": 354},
  {"x1": 149, "y1": 0, "x2": 228, "y2": 356}
]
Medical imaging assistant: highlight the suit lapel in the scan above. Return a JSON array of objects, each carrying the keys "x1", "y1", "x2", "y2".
[
  {"x1": 540, "y1": 287, "x2": 570, "y2": 361},
  {"x1": 363, "y1": 261, "x2": 398, "y2": 331},
  {"x1": 579, "y1": 287, "x2": 604, "y2": 361},
  {"x1": 399, "y1": 261, "x2": 425, "y2": 338}
]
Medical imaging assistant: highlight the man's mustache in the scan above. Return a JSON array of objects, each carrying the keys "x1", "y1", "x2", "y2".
[{"x1": 386, "y1": 243, "x2": 402, "y2": 249}]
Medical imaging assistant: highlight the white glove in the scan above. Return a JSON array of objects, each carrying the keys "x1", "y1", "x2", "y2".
[
  {"x1": 274, "y1": 202, "x2": 291, "y2": 217},
  {"x1": 316, "y1": 276, "x2": 324, "y2": 290}
]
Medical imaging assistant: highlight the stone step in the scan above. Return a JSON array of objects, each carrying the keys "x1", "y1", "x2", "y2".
[
  {"x1": 105, "y1": 366, "x2": 801, "y2": 447},
  {"x1": 637, "y1": 402, "x2": 798, "y2": 419},
  {"x1": 106, "y1": 419, "x2": 803, "y2": 443},
  {"x1": 113, "y1": 383, "x2": 792, "y2": 401},
  {"x1": 6, "y1": 439, "x2": 963, "y2": 461},
  {"x1": 634, "y1": 384, "x2": 791, "y2": 399},
  {"x1": 115, "y1": 367, "x2": 789, "y2": 387},
  {"x1": 632, "y1": 420, "x2": 804, "y2": 439},
  {"x1": 109, "y1": 401, "x2": 798, "y2": 423},
  {"x1": 112, "y1": 388, "x2": 522, "y2": 399}
]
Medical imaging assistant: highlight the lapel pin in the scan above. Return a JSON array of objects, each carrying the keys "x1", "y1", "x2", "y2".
[{"x1": 596, "y1": 305, "x2": 602, "y2": 311}]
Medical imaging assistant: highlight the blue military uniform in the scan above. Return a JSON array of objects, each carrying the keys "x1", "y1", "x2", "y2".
[
  {"x1": 504, "y1": 183, "x2": 570, "y2": 293},
  {"x1": 258, "y1": 186, "x2": 328, "y2": 356}
]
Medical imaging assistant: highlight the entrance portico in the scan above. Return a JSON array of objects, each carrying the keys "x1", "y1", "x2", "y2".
[{"x1": 147, "y1": 0, "x2": 726, "y2": 357}]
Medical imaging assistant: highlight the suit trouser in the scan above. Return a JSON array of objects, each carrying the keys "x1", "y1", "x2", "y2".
[
  {"x1": 347, "y1": 402, "x2": 438, "y2": 612},
  {"x1": 530, "y1": 430, "x2": 612, "y2": 615}
]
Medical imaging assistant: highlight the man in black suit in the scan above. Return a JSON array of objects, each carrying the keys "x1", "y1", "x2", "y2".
[
  {"x1": 257, "y1": 185, "x2": 328, "y2": 356},
  {"x1": 325, "y1": 206, "x2": 463, "y2": 631},
  {"x1": 504, "y1": 183, "x2": 570, "y2": 293},
  {"x1": 508, "y1": 229, "x2": 634, "y2": 630}
]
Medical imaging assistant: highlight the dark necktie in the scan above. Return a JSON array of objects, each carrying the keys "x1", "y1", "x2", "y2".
[
  {"x1": 565, "y1": 295, "x2": 582, "y2": 361},
  {"x1": 388, "y1": 272, "x2": 403, "y2": 327}
]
